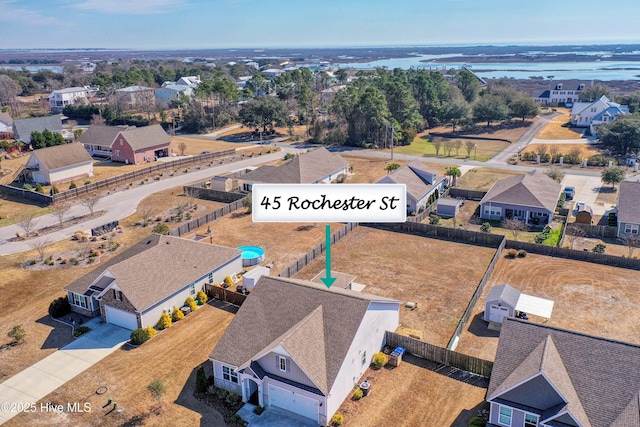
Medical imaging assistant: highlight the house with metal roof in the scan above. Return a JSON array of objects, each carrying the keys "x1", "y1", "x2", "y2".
[
  {"x1": 64, "y1": 234, "x2": 242, "y2": 330},
  {"x1": 79, "y1": 124, "x2": 171, "y2": 164},
  {"x1": 237, "y1": 147, "x2": 349, "y2": 192},
  {"x1": 24, "y1": 143, "x2": 93, "y2": 185},
  {"x1": 376, "y1": 161, "x2": 448, "y2": 214},
  {"x1": 616, "y1": 179, "x2": 640, "y2": 237},
  {"x1": 209, "y1": 276, "x2": 400, "y2": 425},
  {"x1": 486, "y1": 318, "x2": 640, "y2": 427},
  {"x1": 570, "y1": 95, "x2": 629, "y2": 135},
  {"x1": 479, "y1": 170, "x2": 561, "y2": 226}
]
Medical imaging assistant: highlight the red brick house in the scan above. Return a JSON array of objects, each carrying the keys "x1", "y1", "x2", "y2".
[{"x1": 80, "y1": 124, "x2": 171, "y2": 165}]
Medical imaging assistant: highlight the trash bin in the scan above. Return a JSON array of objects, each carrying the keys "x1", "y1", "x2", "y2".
[
  {"x1": 389, "y1": 347, "x2": 405, "y2": 367},
  {"x1": 360, "y1": 380, "x2": 370, "y2": 397}
]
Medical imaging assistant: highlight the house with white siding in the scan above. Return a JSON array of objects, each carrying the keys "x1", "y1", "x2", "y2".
[
  {"x1": 24, "y1": 143, "x2": 93, "y2": 185},
  {"x1": 570, "y1": 95, "x2": 629, "y2": 135},
  {"x1": 49, "y1": 87, "x2": 97, "y2": 113}
]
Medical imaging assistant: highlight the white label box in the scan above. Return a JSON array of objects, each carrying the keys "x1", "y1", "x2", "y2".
[{"x1": 252, "y1": 183, "x2": 406, "y2": 223}]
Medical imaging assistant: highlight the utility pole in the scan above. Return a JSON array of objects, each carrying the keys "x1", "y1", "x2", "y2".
[{"x1": 390, "y1": 124, "x2": 394, "y2": 160}]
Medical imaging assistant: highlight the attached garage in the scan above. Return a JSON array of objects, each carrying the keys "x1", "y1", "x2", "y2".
[
  {"x1": 105, "y1": 305, "x2": 138, "y2": 330},
  {"x1": 484, "y1": 283, "x2": 554, "y2": 324},
  {"x1": 267, "y1": 384, "x2": 319, "y2": 421}
]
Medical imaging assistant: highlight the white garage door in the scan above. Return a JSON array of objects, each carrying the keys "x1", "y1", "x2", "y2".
[
  {"x1": 268, "y1": 384, "x2": 319, "y2": 421},
  {"x1": 489, "y1": 305, "x2": 510, "y2": 323},
  {"x1": 105, "y1": 306, "x2": 138, "y2": 330}
]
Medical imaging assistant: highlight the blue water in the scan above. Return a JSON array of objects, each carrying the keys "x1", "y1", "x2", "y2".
[
  {"x1": 336, "y1": 55, "x2": 640, "y2": 81},
  {"x1": 237, "y1": 245, "x2": 265, "y2": 259}
]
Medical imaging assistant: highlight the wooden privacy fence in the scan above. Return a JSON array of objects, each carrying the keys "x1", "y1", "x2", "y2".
[
  {"x1": 448, "y1": 188, "x2": 487, "y2": 201},
  {"x1": 206, "y1": 284, "x2": 247, "y2": 306},
  {"x1": 170, "y1": 199, "x2": 244, "y2": 237},
  {"x1": 386, "y1": 331, "x2": 493, "y2": 378},
  {"x1": 365, "y1": 222, "x2": 505, "y2": 248},
  {"x1": 0, "y1": 184, "x2": 53, "y2": 204},
  {"x1": 505, "y1": 240, "x2": 640, "y2": 270},
  {"x1": 277, "y1": 222, "x2": 358, "y2": 278},
  {"x1": 566, "y1": 223, "x2": 617, "y2": 238},
  {"x1": 447, "y1": 236, "x2": 506, "y2": 349},
  {"x1": 184, "y1": 185, "x2": 245, "y2": 203},
  {"x1": 406, "y1": 200, "x2": 437, "y2": 223}
]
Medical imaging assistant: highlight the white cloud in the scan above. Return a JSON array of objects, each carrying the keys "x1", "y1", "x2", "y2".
[
  {"x1": 72, "y1": 0, "x2": 189, "y2": 15},
  {"x1": 0, "y1": 1, "x2": 64, "y2": 26}
]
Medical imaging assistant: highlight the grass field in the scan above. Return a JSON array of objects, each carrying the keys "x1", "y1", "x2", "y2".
[
  {"x1": 456, "y1": 253, "x2": 640, "y2": 361},
  {"x1": 6, "y1": 304, "x2": 233, "y2": 427},
  {"x1": 295, "y1": 226, "x2": 496, "y2": 347},
  {"x1": 521, "y1": 143, "x2": 600, "y2": 159},
  {"x1": 456, "y1": 167, "x2": 526, "y2": 191},
  {"x1": 342, "y1": 154, "x2": 451, "y2": 185},
  {"x1": 171, "y1": 136, "x2": 251, "y2": 155},
  {"x1": 535, "y1": 109, "x2": 584, "y2": 139},
  {"x1": 392, "y1": 135, "x2": 509, "y2": 162}
]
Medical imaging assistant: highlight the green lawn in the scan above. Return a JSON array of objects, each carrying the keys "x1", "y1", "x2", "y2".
[{"x1": 390, "y1": 136, "x2": 509, "y2": 162}]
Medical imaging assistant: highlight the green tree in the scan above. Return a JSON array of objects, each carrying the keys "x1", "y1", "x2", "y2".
[
  {"x1": 480, "y1": 222, "x2": 492, "y2": 233},
  {"x1": 600, "y1": 166, "x2": 625, "y2": 188},
  {"x1": 147, "y1": 378, "x2": 167, "y2": 407},
  {"x1": 578, "y1": 83, "x2": 611, "y2": 102},
  {"x1": 597, "y1": 113, "x2": 640, "y2": 154},
  {"x1": 473, "y1": 94, "x2": 509, "y2": 126},
  {"x1": 335, "y1": 68, "x2": 348, "y2": 84},
  {"x1": 238, "y1": 96, "x2": 289, "y2": 140},
  {"x1": 445, "y1": 166, "x2": 462, "y2": 187},
  {"x1": 196, "y1": 365, "x2": 207, "y2": 393},
  {"x1": 384, "y1": 162, "x2": 401, "y2": 174},
  {"x1": 455, "y1": 69, "x2": 481, "y2": 103},
  {"x1": 152, "y1": 223, "x2": 170, "y2": 235},
  {"x1": 439, "y1": 97, "x2": 471, "y2": 133},
  {"x1": 243, "y1": 195, "x2": 252, "y2": 213},
  {"x1": 7, "y1": 325, "x2": 26, "y2": 344},
  {"x1": 509, "y1": 95, "x2": 540, "y2": 121}
]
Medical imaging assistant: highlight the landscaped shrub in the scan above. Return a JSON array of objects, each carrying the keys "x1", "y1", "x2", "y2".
[
  {"x1": 50, "y1": 185, "x2": 59, "y2": 195},
  {"x1": 7, "y1": 325, "x2": 26, "y2": 344},
  {"x1": 469, "y1": 417, "x2": 486, "y2": 427},
  {"x1": 130, "y1": 328, "x2": 150, "y2": 345},
  {"x1": 185, "y1": 296, "x2": 198, "y2": 312},
  {"x1": 480, "y1": 222, "x2": 492, "y2": 233},
  {"x1": 224, "y1": 391, "x2": 241, "y2": 408},
  {"x1": 371, "y1": 352, "x2": 387, "y2": 369},
  {"x1": 156, "y1": 312, "x2": 173, "y2": 330},
  {"x1": 73, "y1": 326, "x2": 91, "y2": 337},
  {"x1": 48, "y1": 296, "x2": 71, "y2": 318},
  {"x1": 223, "y1": 276, "x2": 233, "y2": 288},
  {"x1": 196, "y1": 290, "x2": 208, "y2": 305},
  {"x1": 253, "y1": 406, "x2": 265, "y2": 415},
  {"x1": 22, "y1": 183, "x2": 33, "y2": 191},
  {"x1": 506, "y1": 249, "x2": 518, "y2": 259},
  {"x1": 592, "y1": 243, "x2": 606, "y2": 253},
  {"x1": 331, "y1": 414, "x2": 345, "y2": 426},
  {"x1": 172, "y1": 306, "x2": 185, "y2": 322},
  {"x1": 429, "y1": 214, "x2": 441, "y2": 225},
  {"x1": 152, "y1": 223, "x2": 170, "y2": 235},
  {"x1": 196, "y1": 365, "x2": 207, "y2": 393},
  {"x1": 556, "y1": 192, "x2": 566, "y2": 209},
  {"x1": 69, "y1": 181, "x2": 77, "y2": 189},
  {"x1": 534, "y1": 225, "x2": 551, "y2": 244},
  {"x1": 352, "y1": 389, "x2": 363, "y2": 400},
  {"x1": 35, "y1": 183, "x2": 44, "y2": 193},
  {"x1": 145, "y1": 325, "x2": 157, "y2": 339},
  {"x1": 517, "y1": 249, "x2": 527, "y2": 258}
]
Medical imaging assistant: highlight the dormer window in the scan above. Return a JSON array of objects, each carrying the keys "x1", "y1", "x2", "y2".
[{"x1": 278, "y1": 355, "x2": 287, "y2": 372}]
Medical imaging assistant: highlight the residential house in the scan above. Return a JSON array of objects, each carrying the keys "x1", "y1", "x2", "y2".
[
  {"x1": 479, "y1": 170, "x2": 561, "y2": 226},
  {"x1": 320, "y1": 85, "x2": 346, "y2": 106},
  {"x1": 209, "y1": 276, "x2": 401, "y2": 425},
  {"x1": 114, "y1": 86, "x2": 155, "y2": 110},
  {"x1": 238, "y1": 147, "x2": 348, "y2": 192},
  {"x1": 616, "y1": 179, "x2": 640, "y2": 237},
  {"x1": 24, "y1": 143, "x2": 93, "y2": 185},
  {"x1": 79, "y1": 124, "x2": 171, "y2": 164},
  {"x1": 13, "y1": 115, "x2": 63, "y2": 144},
  {"x1": 49, "y1": 86, "x2": 96, "y2": 113},
  {"x1": 155, "y1": 84, "x2": 193, "y2": 103},
  {"x1": 486, "y1": 317, "x2": 640, "y2": 427},
  {"x1": 261, "y1": 68, "x2": 285, "y2": 78},
  {"x1": 376, "y1": 161, "x2": 448, "y2": 214},
  {"x1": 175, "y1": 75, "x2": 201, "y2": 88},
  {"x1": 533, "y1": 81, "x2": 586, "y2": 106},
  {"x1": 64, "y1": 234, "x2": 242, "y2": 330},
  {"x1": 570, "y1": 95, "x2": 629, "y2": 135},
  {"x1": 0, "y1": 111, "x2": 13, "y2": 139}
]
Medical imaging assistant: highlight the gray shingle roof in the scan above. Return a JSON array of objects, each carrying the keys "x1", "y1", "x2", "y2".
[
  {"x1": 79, "y1": 125, "x2": 129, "y2": 148},
  {"x1": 120, "y1": 124, "x2": 171, "y2": 151},
  {"x1": 310, "y1": 270, "x2": 356, "y2": 289},
  {"x1": 376, "y1": 161, "x2": 440, "y2": 201},
  {"x1": 209, "y1": 276, "x2": 399, "y2": 395},
  {"x1": 486, "y1": 283, "x2": 521, "y2": 308},
  {"x1": 0, "y1": 111, "x2": 13, "y2": 125},
  {"x1": 488, "y1": 318, "x2": 640, "y2": 427},
  {"x1": 13, "y1": 115, "x2": 63, "y2": 142},
  {"x1": 617, "y1": 180, "x2": 640, "y2": 225},
  {"x1": 480, "y1": 170, "x2": 561, "y2": 212},
  {"x1": 241, "y1": 147, "x2": 348, "y2": 184},
  {"x1": 30, "y1": 143, "x2": 93, "y2": 171}
]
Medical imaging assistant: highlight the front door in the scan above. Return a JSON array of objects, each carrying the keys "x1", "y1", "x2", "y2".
[{"x1": 245, "y1": 379, "x2": 259, "y2": 405}]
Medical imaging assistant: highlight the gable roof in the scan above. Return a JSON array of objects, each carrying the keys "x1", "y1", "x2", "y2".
[
  {"x1": 618, "y1": 180, "x2": 640, "y2": 224},
  {"x1": 65, "y1": 234, "x2": 241, "y2": 313},
  {"x1": 120, "y1": 124, "x2": 171, "y2": 151},
  {"x1": 241, "y1": 147, "x2": 348, "y2": 184},
  {"x1": 376, "y1": 161, "x2": 439, "y2": 201},
  {"x1": 13, "y1": 115, "x2": 62, "y2": 140},
  {"x1": 480, "y1": 170, "x2": 561, "y2": 212},
  {"x1": 488, "y1": 318, "x2": 640, "y2": 427},
  {"x1": 0, "y1": 111, "x2": 13, "y2": 125},
  {"x1": 210, "y1": 276, "x2": 400, "y2": 395},
  {"x1": 79, "y1": 125, "x2": 130, "y2": 148},
  {"x1": 486, "y1": 283, "x2": 521, "y2": 308},
  {"x1": 30, "y1": 143, "x2": 93, "y2": 171}
]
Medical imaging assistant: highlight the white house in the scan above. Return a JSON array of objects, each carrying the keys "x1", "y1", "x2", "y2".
[
  {"x1": 155, "y1": 84, "x2": 194, "y2": 103},
  {"x1": 570, "y1": 95, "x2": 629, "y2": 135},
  {"x1": 114, "y1": 86, "x2": 155, "y2": 109},
  {"x1": 24, "y1": 143, "x2": 94, "y2": 185},
  {"x1": 209, "y1": 276, "x2": 401, "y2": 425},
  {"x1": 533, "y1": 81, "x2": 586, "y2": 106},
  {"x1": 64, "y1": 235, "x2": 242, "y2": 329},
  {"x1": 49, "y1": 87, "x2": 96, "y2": 113},
  {"x1": 175, "y1": 75, "x2": 201, "y2": 88},
  {"x1": 0, "y1": 111, "x2": 13, "y2": 137}
]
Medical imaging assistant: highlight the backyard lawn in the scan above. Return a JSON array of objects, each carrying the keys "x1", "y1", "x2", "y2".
[
  {"x1": 456, "y1": 167, "x2": 525, "y2": 191},
  {"x1": 295, "y1": 226, "x2": 496, "y2": 347},
  {"x1": 342, "y1": 154, "x2": 450, "y2": 184},
  {"x1": 456, "y1": 253, "x2": 640, "y2": 361}
]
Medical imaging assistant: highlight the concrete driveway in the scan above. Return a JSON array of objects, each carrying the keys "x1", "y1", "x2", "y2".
[
  {"x1": 561, "y1": 174, "x2": 615, "y2": 217},
  {"x1": 237, "y1": 403, "x2": 318, "y2": 427},
  {"x1": 0, "y1": 322, "x2": 130, "y2": 425}
]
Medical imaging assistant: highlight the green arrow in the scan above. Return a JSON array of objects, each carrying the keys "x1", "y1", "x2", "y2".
[{"x1": 320, "y1": 224, "x2": 336, "y2": 288}]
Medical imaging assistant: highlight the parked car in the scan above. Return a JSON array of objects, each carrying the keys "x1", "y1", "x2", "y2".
[{"x1": 564, "y1": 186, "x2": 575, "y2": 200}]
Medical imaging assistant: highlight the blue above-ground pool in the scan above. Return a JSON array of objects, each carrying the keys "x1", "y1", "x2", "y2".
[{"x1": 237, "y1": 245, "x2": 266, "y2": 267}]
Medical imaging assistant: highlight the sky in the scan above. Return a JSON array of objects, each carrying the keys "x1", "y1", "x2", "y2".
[{"x1": 2, "y1": 0, "x2": 640, "y2": 50}]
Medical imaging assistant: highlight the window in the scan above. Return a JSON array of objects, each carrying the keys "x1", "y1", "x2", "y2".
[
  {"x1": 190, "y1": 283, "x2": 196, "y2": 295},
  {"x1": 114, "y1": 150, "x2": 120, "y2": 156},
  {"x1": 208, "y1": 272, "x2": 213, "y2": 284},
  {"x1": 524, "y1": 413, "x2": 538, "y2": 427},
  {"x1": 361, "y1": 351, "x2": 367, "y2": 366},
  {"x1": 278, "y1": 356, "x2": 287, "y2": 372},
  {"x1": 113, "y1": 289, "x2": 123, "y2": 301},
  {"x1": 498, "y1": 406, "x2": 512, "y2": 426},
  {"x1": 625, "y1": 224, "x2": 639, "y2": 234},
  {"x1": 222, "y1": 365, "x2": 238, "y2": 384},
  {"x1": 72, "y1": 293, "x2": 87, "y2": 308}
]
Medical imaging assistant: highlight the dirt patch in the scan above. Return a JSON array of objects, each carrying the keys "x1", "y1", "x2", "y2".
[
  {"x1": 456, "y1": 253, "x2": 640, "y2": 361},
  {"x1": 295, "y1": 226, "x2": 496, "y2": 347}
]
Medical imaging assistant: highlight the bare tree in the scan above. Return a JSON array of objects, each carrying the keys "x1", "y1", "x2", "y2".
[
  {"x1": 90, "y1": 114, "x2": 105, "y2": 125},
  {"x1": 565, "y1": 224, "x2": 586, "y2": 250},
  {"x1": 18, "y1": 213, "x2": 39, "y2": 238},
  {"x1": 0, "y1": 75, "x2": 19, "y2": 110},
  {"x1": 536, "y1": 144, "x2": 548, "y2": 158},
  {"x1": 502, "y1": 218, "x2": 528, "y2": 241},
  {"x1": 464, "y1": 140, "x2": 475, "y2": 158},
  {"x1": 432, "y1": 138, "x2": 443, "y2": 156},
  {"x1": 443, "y1": 139, "x2": 455, "y2": 157},
  {"x1": 51, "y1": 202, "x2": 71, "y2": 229},
  {"x1": 177, "y1": 142, "x2": 187, "y2": 156},
  {"x1": 82, "y1": 194, "x2": 101, "y2": 217},
  {"x1": 28, "y1": 237, "x2": 51, "y2": 261},
  {"x1": 185, "y1": 187, "x2": 200, "y2": 209},
  {"x1": 137, "y1": 201, "x2": 156, "y2": 227},
  {"x1": 548, "y1": 145, "x2": 560, "y2": 164},
  {"x1": 545, "y1": 167, "x2": 565, "y2": 183},
  {"x1": 619, "y1": 234, "x2": 640, "y2": 258},
  {"x1": 453, "y1": 139, "x2": 462, "y2": 156}
]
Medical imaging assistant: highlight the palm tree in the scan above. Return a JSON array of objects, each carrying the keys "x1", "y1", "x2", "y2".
[{"x1": 445, "y1": 166, "x2": 462, "y2": 188}]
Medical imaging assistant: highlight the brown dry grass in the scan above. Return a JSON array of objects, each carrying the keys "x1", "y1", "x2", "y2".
[
  {"x1": 0, "y1": 196, "x2": 51, "y2": 227},
  {"x1": 295, "y1": 226, "x2": 496, "y2": 347},
  {"x1": 171, "y1": 136, "x2": 251, "y2": 156},
  {"x1": 342, "y1": 154, "x2": 450, "y2": 184},
  {"x1": 456, "y1": 167, "x2": 526, "y2": 191},
  {"x1": 340, "y1": 357, "x2": 486, "y2": 427},
  {"x1": 522, "y1": 143, "x2": 599, "y2": 159},
  {"x1": 6, "y1": 305, "x2": 233, "y2": 427},
  {"x1": 456, "y1": 253, "x2": 640, "y2": 361},
  {"x1": 535, "y1": 110, "x2": 584, "y2": 139}
]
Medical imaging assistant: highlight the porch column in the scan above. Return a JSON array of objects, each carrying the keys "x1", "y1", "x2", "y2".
[
  {"x1": 525, "y1": 211, "x2": 530, "y2": 225},
  {"x1": 258, "y1": 384, "x2": 264, "y2": 407},
  {"x1": 240, "y1": 377, "x2": 248, "y2": 402}
]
